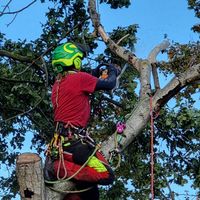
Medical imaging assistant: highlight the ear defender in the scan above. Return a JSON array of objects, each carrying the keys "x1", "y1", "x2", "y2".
[{"x1": 73, "y1": 57, "x2": 82, "y2": 70}]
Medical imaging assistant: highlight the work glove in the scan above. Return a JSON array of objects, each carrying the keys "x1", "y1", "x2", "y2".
[{"x1": 92, "y1": 63, "x2": 121, "y2": 78}]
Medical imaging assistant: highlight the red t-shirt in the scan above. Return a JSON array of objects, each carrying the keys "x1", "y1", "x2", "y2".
[{"x1": 51, "y1": 72, "x2": 98, "y2": 127}]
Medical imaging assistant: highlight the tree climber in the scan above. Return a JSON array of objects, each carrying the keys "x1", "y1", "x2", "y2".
[{"x1": 45, "y1": 42, "x2": 121, "y2": 200}]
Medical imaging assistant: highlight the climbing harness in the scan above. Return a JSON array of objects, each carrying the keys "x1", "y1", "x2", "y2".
[
  {"x1": 44, "y1": 122, "x2": 105, "y2": 194},
  {"x1": 45, "y1": 143, "x2": 100, "y2": 183}
]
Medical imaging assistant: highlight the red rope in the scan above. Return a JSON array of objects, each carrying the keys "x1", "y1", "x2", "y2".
[{"x1": 150, "y1": 96, "x2": 154, "y2": 200}]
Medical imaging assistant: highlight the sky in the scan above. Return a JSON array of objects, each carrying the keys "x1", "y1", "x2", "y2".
[
  {"x1": 0, "y1": 0, "x2": 199, "y2": 199},
  {"x1": 1, "y1": 0, "x2": 199, "y2": 56}
]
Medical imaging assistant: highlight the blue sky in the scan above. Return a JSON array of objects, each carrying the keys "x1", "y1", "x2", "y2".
[
  {"x1": 1, "y1": 0, "x2": 199, "y2": 57},
  {"x1": 0, "y1": 0, "x2": 199, "y2": 199}
]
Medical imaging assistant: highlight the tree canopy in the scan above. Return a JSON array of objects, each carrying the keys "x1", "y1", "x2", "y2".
[{"x1": 0, "y1": 0, "x2": 200, "y2": 199}]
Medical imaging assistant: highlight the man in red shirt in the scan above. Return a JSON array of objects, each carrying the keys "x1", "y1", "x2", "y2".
[
  {"x1": 51, "y1": 70, "x2": 97, "y2": 127},
  {"x1": 48, "y1": 42, "x2": 120, "y2": 200}
]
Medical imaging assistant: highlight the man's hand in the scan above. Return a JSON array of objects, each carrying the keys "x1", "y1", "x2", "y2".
[
  {"x1": 109, "y1": 64, "x2": 121, "y2": 77},
  {"x1": 92, "y1": 63, "x2": 121, "y2": 78}
]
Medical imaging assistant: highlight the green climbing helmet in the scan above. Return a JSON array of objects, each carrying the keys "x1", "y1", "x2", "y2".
[{"x1": 52, "y1": 42, "x2": 84, "y2": 73}]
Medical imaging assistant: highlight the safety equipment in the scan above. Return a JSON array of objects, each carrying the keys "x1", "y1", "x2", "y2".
[
  {"x1": 52, "y1": 42, "x2": 84, "y2": 73},
  {"x1": 44, "y1": 122, "x2": 115, "y2": 185}
]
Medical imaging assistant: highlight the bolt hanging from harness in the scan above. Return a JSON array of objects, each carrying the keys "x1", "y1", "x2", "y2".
[{"x1": 109, "y1": 116, "x2": 126, "y2": 170}]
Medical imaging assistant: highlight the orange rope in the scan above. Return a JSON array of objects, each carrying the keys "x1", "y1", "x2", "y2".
[
  {"x1": 56, "y1": 78, "x2": 61, "y2": 108},
  {"x1": 150, "y1": 96, "x2": 154, "y2": 200},
  {"x1": 56, "y1": 140, "x2": 68, "y2": 180},
  {"x1": 149, "y1": 96, "x2": 159, "y2": 200}
]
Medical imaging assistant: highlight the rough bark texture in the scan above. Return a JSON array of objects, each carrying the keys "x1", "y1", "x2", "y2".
[
  {"x1": 16, "y1": 153, "x2": 45, "y2": 200},
  {"x1": 16, "y1": 153, "x2": 77, "y2": 200}
]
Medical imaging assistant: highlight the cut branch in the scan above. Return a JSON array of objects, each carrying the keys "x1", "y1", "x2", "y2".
[
  {"x1": 16, "y1": 153, "x2": 45, "y2": 200},
  {"x1": 148, "y1": 40, "x2": 170, "y2": 91}
]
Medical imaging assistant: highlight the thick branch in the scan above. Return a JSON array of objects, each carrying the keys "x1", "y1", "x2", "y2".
[
  {"x1": 0, "y1": 50, "x2": 33, "y2": 62},
  {"x1": 101, "y1": 63, "x2": 200, "y2": 157},
  {"x1": 151, "y1": 63, "x2": 160, "y2": 90},
  {"x1": 101, "y1": 96, "x2": 150, "y2": 158},
  {"x1": 148, "y1": 40, "x2": 170, "y2": 63},
  {"x1": 154, "y1": 63, "x2": 200, "y2": 110},
  {"x1": 88, "y1": 0, "x2": 139, "y2": 71},
  {"x1": 0, "y1": 77, "x2": 43, "y2": 85},
  {"x1": 138, "y1": 59, "x2": 151, "y2": 98},
  {"x1": 148, "y1": 40, "x2": 170, "y2": 91}
]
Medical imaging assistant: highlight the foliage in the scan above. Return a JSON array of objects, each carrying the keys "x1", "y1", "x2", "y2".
[
  {"x1": 188, "y1": 0, "x2": 200, "y2": 33},
  {"x1": 99, "y1": 0, "x2": 131, "y2": 9},
  {"x1": 0, "y1": 0, "x2": 199, "y2": 199},
  {"x1": 159, "y1": 41, "x2": 200, "y2": 75}
]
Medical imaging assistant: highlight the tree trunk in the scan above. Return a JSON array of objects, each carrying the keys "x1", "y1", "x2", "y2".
[
  {"x1": 16, "y1": 153, "x2": 77, "y2": 200},
  {"x1": 16, "y1": 153, "x2": 45, "y2": 200}
]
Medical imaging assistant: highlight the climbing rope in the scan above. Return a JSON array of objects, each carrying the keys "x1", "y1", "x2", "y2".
[
  {"x1": 56, "y1": 142, "x2": 68, "y2": 180},
  {"x1": 45, "y1": 143, "x2": 101, "y2": 185},
  {"x1": 150, "y1": 95, "x2": 154, "y2": 200},
  {"x1": 149, "y1": 95, "x2": 159, "y2": 200},
  {"x1": 48, "y1": 185, "x2": 93, "y2": 194},
  {"x1": 44, "y1": 142, "x2": 102, "y2": 195},
  {"x1": 44, "y1": 122, "x2": 103, "y2": 194}
]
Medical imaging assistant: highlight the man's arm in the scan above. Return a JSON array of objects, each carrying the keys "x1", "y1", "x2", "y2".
[{"x1": 92, "y1": 64, "x2": 120, "y2": 91}]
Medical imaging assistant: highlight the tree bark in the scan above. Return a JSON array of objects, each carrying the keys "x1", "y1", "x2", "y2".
[
  {"x1": 16, "y1": 153, "x2": 45, "y2": 200},
  {"x1": 16, "y1": 153, "x2": 76, "y2": 200}
]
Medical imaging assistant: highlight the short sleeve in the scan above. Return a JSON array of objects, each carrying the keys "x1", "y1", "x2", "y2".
[{"x1": 80, "y1": 72, "x2": 98, "y2": 93}]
